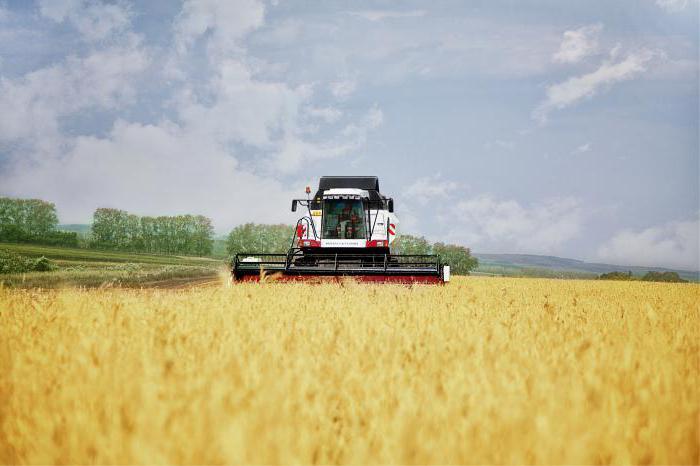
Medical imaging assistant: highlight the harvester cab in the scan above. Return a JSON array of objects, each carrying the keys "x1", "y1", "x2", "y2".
[
  {"x1": 233, "y1": 176, "x2": 449, "y2": 284},
  {"x1": 293, "y1": 178, "x2": 395, "y2": 252}
]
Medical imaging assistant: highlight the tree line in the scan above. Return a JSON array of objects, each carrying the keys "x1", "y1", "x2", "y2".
[
  {"x1": 2, "y1": 197, "x2": 478, "y2": 271},
  {"x1": 598, "y1": 270, "x2": 687, "y2": 283},
  {"x1": 226, "y1": 224, "x2": 479, "y2": 275},
  {"x1": 91, "y1": 208, "x2": 214, "y2": 256},
  {"x1": 390, "y1": 234, "x2": 479, "y2": 275},
  {"x1": 226, "y1": 223, "x2": 295, "y2": 257},
  {"x1": 0, "y1": 197, "x2": 78, "y2": 246},
  {"x1": 0, "y1": 197, "x2": 215, "y2": 256}
]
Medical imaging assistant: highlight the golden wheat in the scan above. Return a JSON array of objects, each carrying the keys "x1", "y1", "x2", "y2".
[{"x1": 0, "y1": 277, "x2": 698, "y2": 464}]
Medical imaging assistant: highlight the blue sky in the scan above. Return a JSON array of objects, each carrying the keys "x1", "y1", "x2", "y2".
[{"x1": 0, "y1": 0, "x2": 697, "y2": 269}]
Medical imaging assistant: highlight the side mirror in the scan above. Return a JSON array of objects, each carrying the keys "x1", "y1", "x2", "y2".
[
  {"x1": 291, "y1": 200, "x2": 298, "y2": 212},
  {"x1": 388, "y1": 199, "x2": 394, "y2": 213}
]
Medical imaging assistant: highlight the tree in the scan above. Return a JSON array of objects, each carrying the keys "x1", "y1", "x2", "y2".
[
  {"x1": 391, "y1": 234, "x2": 431, "y2": 255},
  {"x1": 641, "y1": 271, "x2": 687, "y2": 283},
  {"x1": 139, "y1": 217, "x2": 157, "y2": 252},
  {"x1": 24, "y1": 199, "x2": 59, "y2": 237},
  {"x1": 432, "y1": 242, "x2": 478, "y2": 275},
  {"x1": 226, "y1": 223, "x2": 294, "y2": 257},
  {"x1": 0, "y1": 197, "x2": 68, "y2": 245},
  {"x1": 267, "y1": 224, "x2": 295, "y2": 252},
  {"x1": 92, "y1": 208, "x2": 124, "y2": 249},
  {"x1": 227, "y1": 223, "x2": 256, "y2": 257},
  {"x1": 125, "y1": 214, "x2": 141, "y2": 251},
  {"x1": 91, "y1": 208, "x2": 214, "y2": 255},
  {"x1": 193, "y1": 215, "x2": 215, "y2": 256},
  {"x1": 598, "y1": 271, "x2": 634, "y2": 281}
]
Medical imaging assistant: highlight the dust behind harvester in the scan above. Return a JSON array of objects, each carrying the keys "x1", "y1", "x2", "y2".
[{"x1": 232, "y1": 176, "x2": 449, "y2": 284}]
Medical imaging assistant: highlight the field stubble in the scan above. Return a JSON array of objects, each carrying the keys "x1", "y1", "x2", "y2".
[{"x1": 0, "y1": 277, "x2": 698, "y2": 464}]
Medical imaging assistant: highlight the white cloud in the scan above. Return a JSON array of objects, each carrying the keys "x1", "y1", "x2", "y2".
[
  {"x1": 173, "y1": 0, "x2": 265, "y2": 56},
  {"x1": 253, "y1": 18, "x2": 302, "y2": 45},
  {"x1": 597, "y1": 218, "x2": 699, "y2": 270},
  {"x1": 248, "y1": 12, "x2": 560, "y2": 86},
  {"x1": 329, "y1": 80, "x2": 356, "y2": 100},
  {"x1": 0, "y1": 37, "x2": 149, "y2": 147},
  {"x1": 39, "y1": 0, "x2": 133, "y2": 42},
  {"x1": 176, "y1": 59, "x2": 306, "y2": 147},
  {"x1": 173, "y1": 58, "x2": 378, "y2": 175},
  {"x1": 0, "y1": 120, "x2": 297, "y2": 230},
  {"x1": 534, "y1": 48, "x2": 656, "y2": 123},
  {"x1": 262, "y1": 104, "x2": 384, "y2": 174},
  {"x1": 0, "y1": 42, "x2": 366, "y2": 224},
  {"x1": 446, "y1": 196, "x2": 583, "y2": 254},
  {"x1": 339, "y1": 105, "x2": 383, "y2": 142},
  {"x1": 403, "y1": 175, "x2": 460, "y2": 206},
  {"x1": 270, "y1": 137, "x2": 354, "y2": 175},
  {"x1": 553, "y1": 24, "x2": 602, "y2": 64},
  {"x1": 348, "y1": 10, "x2": 426, "y2": 22},
  {"x1": 572, "y1": 143, "x2": 591, "y2": 154},
  {"x1": 307, "y1": 106, "x2": 342, "y2": 123},
  {"x1": 363, "y1": 105, "x2": 384, "y2": 129},
  {"x1": 268, "y1": 104, "x2": 383, "y2": 174},
  {"x1": 655, "y1": 0, "x2": 699, "y2": 12},
  {"x1": 167, "y1": 1, "x2": 381, "y2": 176},
  {"x1": 0, "y1": 0, "x2": 387, "y2": 233}
]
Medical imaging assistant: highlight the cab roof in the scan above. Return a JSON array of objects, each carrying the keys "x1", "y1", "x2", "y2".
[
  {"x1": 322, "y1": 188, "x2": 368, "y2": 198},
  {"x1": 312, "y1": 176, "x2": 385, "y2": 206},
  {"x1": 318, "y1": 176, "x2": 379, "y2": 191}
]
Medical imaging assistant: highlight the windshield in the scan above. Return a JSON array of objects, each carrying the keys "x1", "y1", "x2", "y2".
[{"x1": 322, "y1": 199, "x2": 366, "y2": 239}]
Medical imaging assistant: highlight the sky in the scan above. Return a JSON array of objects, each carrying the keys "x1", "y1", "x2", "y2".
[{"x1": 0, "y1": 0, "x2": 698, "y2": 270}]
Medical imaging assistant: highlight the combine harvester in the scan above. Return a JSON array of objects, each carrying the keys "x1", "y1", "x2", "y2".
[{"x1": 232, "y1": 176, "x2": 449, "y2": 284}]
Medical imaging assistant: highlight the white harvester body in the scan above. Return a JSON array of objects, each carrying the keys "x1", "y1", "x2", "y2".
[{"x1": 233, "y1": 176, "x2": 447, "y2": 284}]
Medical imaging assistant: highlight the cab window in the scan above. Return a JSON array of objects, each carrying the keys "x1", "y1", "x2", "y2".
[{"x1": 322, "y1": 199, "x2": 366, "y2": 239}]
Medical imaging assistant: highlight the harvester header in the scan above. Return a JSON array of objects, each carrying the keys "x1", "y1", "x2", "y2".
[{"x1": 232, "y1": 176, "x2": 449, "y2": 284}]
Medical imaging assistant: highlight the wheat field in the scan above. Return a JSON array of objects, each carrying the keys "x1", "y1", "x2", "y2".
[{"x1": 0, "y1": 277, "x2": 698, "y2": 464}]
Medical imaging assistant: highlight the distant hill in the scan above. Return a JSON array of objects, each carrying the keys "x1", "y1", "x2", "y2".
[{"x1": 474, "y1": 253, "x2": 699, "y2": 282}]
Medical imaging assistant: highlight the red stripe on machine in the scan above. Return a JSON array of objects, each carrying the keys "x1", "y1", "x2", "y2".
[
  {"x1": 235, "y1": 274, "x2": 443, "y2": 285},
  {"x1": 388, "y1": 223, "x2": 395, "y2": 235},
  {"x1": 366, "y1": 240, "x2": 387, "y2": 247},
  {"x1": 298, "y1": 239, "x2": 321, "y2": 247}
]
